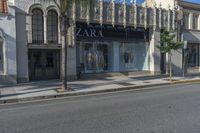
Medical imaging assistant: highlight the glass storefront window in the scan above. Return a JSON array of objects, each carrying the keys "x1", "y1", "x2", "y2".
[
  {"x1": 119, "y1": 42, "x2": 149, "y2": 71},
  {"x1": 77, "y1": 42, "x2": 109, "y2": 73},
  {"x1": 77, "y1": 41, "x2": 149, "y2": 74},
  {"x1": 187, "y1": 44, "x2": 199, "y2": 67}
]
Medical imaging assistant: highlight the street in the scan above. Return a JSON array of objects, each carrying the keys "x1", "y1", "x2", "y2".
[{"x1": 0, "y1": 83, "x2": 200, "y2": 133}]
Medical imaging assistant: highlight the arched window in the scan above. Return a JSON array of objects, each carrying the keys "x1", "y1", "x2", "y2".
[
  {"x1": 32, "y1": 8, "x2": 44, "y2": 44},
  {"x1": 47, "y1": 10, "x2": 58, "y2": 44}
]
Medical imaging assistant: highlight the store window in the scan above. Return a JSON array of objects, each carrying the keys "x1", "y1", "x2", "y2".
[
  {"x1": 119, "y1": 42, "x2": 149, "y2": 71},
  {"x1": 77, "y1": 42, "x2": 110, "y2": 73},
  {"x1": 32, "y1": 8, "x2": 44, "y2": 44},
  {"x1": 47, "y1": 10, "x2": 58, "y2": 44},
  {"x1": 187, "y1": 44, "x2": 199, "y2": 67}
]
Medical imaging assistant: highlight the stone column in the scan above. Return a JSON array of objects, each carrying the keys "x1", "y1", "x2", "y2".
[
  {"x1": 167, "y1": 8, "x2": 171, "y2": 31},
  {"x1": 100, "y1": 0, "x2": 103, "y2": 25},
  {"x1": 133, "y1": 1, "x2": 137, "y2": 28},
  {"x1": 198, "y1": 14, "x2": 200, "y2": 30},
  {"x1": 189, "y1": 13, "x2": 193, "y2": 30},
  {"x1": 112, "y1": 0, "x2": 115, "y2": 27},
  {"x1": 44, "y1": 15, "x2": 47, "y2": 44},
  {"x1": 112, "y1": 42, "x2": 120, "y2": 71},
  {"x1": 3, "y1": 39, "x2": 7, "y2": 75},
  {"x1": 67, "y1": 25, "x2": 77, "y2": 80},
  {"x1": 149, "y1": 28, "x2": 161, "y2": 75}
]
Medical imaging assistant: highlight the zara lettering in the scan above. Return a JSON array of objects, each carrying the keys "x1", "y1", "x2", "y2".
[{"x1": 76, "y1": 28, "x2": 104, "y2": 38}]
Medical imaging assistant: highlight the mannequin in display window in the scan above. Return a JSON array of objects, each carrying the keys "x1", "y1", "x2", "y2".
[
  {"x1": 124, "y1": 51, "x2": 134, "y2": 68},
  {"x1": 98, "y1": 51, "x2": 105, "y2": 70},
  {"x1": 86, "y1": 50, "x2": 93, "y2": 70},
  {"x1": 124, "y1": 51, "x2": 129, "y2": 68},
  {"x1": 91, "y1": 51, "x2": 97, "y2": 69}
]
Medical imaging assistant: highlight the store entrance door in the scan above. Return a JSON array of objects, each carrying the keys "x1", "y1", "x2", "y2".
[
  {"x1": 29, "y1": 49, "x2": 60, "y2": 81},
  {"x1": 186, "y1": 44, "x2": 199, "y2": 74}
]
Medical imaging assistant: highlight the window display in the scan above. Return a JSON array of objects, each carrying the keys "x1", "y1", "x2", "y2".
[
  {"x1": 120, "y1": 42, "x2": 149, "y2": 71},
  {"x1": 77, "y1": 41, "x2": 149, "y2": 74},
  {"x1": 79, "y1": 43, "x2": 108, "y2": 73}
]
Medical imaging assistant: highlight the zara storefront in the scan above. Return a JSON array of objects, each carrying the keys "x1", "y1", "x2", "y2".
[{"x1": 76, "y1": 22, "x2": 150, "y2": 74}]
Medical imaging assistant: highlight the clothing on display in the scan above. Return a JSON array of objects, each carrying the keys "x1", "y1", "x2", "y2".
[
  {"x1": 85, "y1": 49, "x2": 106, "y2": 71},
  {"x1": 98, "y1": 52, "x2": 105, "y2": 69},
  {"x1": 124, "y1": 51, "x2": 134, "y2": 63},
  {"x1": 124, "y1": 52, "x2": 129, "y2": 63},
  {"x1": 86, "y1": 51, "x2": 93, "y2": 70}
]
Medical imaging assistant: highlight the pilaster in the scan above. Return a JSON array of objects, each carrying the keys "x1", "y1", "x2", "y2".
[
  {"x1": 149, "y1": 28, "x2": 161, "y2": 75},
  {"x1": 188, "y1": 12, "x2": 193, "y2": 30},
  {"x1": 44, "y1": 15, "x2": 47, "y2": 44}
]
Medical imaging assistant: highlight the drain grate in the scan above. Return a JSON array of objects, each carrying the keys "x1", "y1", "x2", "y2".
[{"x1": 116, "y1": 82, "x2": 135, "y2": 86}]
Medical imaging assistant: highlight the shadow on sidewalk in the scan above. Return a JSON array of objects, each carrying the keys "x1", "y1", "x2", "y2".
[{"x1": 0, "y1": 88, "x2": 57, "y2": 98}]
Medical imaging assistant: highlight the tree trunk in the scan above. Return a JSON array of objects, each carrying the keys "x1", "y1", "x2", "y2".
[
  {"x1": 61, "y1": 16, "x2": 68, "y2": 91},
  {"x1": 169, "y1": 54, "x2": 172, "y2": 81}
]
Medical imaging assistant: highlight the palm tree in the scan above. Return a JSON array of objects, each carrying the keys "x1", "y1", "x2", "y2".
[
  {"x1": 53, "y1": 0, "x2": 93, "y2": 91},
  {"x1": 157, "y1": 30, "x2": 183, "y2": 81}
]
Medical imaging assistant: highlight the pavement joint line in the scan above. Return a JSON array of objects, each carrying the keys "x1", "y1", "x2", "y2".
[{"x1": 1, "y1": 79, "x2": 200, "y2": 106}]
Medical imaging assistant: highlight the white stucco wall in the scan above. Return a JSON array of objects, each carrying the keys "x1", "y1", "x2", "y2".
[
  {"x1": 0, "y1": 5, "x2": 17, "y2": 83},
  {"x1": 149, "y1": 0, "x2": 175, "y2": 9},
  {"x1": 0, "y1": 7, "x2": 17, "y2": 75}
]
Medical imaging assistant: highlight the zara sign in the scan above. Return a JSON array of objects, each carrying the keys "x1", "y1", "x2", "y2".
[
  {"x1": 76, "y1": 28, "x2": 104, "y2": 38},
  {"x1": 76, "y1": 22, "x2": 148, "y2": 40}
]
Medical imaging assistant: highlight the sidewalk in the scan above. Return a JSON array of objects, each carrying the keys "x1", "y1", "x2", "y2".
[{"x1": 1, "y1": 75, "x2": 200, "y2": 104}]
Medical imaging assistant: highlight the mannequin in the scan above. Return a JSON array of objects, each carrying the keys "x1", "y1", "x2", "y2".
[
  {"x1": 99, "y1": 51, "x2": 105, "y2": 70},
  {"x1": 86, "y1": 49, "x2": 92, "y2": 70},
  {"x1": 124, "y1": 51, "x2": 129, "y2": 68}
]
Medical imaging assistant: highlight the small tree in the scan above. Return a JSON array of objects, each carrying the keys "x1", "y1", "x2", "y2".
[
  {"x1": 157, "y1": 30, "x2": 183, "y2": 80},
  {"x1": 53, "y1": 0, "x2": 93, "y2": 91}
]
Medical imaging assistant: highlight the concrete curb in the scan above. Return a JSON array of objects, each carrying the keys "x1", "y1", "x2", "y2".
[
  {"x1": 0, "y1": 79, "x2": 200, "y2": 105},
  {"x1": 171, "y1": 79, "x2": 200, "y2": 84},
  {"x1": 0, "y1": 83, "x2": 170, "y2": 104}
]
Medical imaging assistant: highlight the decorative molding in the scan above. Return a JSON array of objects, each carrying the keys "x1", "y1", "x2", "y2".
[
  {"x1": 111, "y1": 0, "x2": 115, "y2": 27},
  {"x1": 123, "y1": 0, "x2": 127, "y2": 28},
  {"x1": 99, "y1": 0, "x2": 103, "y2": 25}
]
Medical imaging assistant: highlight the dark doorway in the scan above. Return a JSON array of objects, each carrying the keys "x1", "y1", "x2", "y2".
[{"x1": 29, "y1": 49, "x2": 60, "y2": 81}]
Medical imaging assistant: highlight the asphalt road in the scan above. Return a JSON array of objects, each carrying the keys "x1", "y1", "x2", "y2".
[{"x1": 1, "y1": 83, "x2": 200, "y2": 133}]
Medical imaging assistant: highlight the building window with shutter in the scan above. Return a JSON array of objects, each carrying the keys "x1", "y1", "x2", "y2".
[{"x1": 0, "y1": 0, "x2": 8, "y2": 13}]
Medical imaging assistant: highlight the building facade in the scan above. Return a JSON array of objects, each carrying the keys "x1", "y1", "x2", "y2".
[
  {"x1": 0, "y1": 0, "x2": 178, "y2": 84},
  {"x1": 0, "y1": 0, "x2": 17, "y2": 84},
  {"x1": 178, "y1": 1, "x2": 200, "y2": 74}
]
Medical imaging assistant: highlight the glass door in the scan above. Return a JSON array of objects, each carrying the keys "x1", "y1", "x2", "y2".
[{"x1": 187, "y1": 44, "x2": 199, "y2": 67}]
